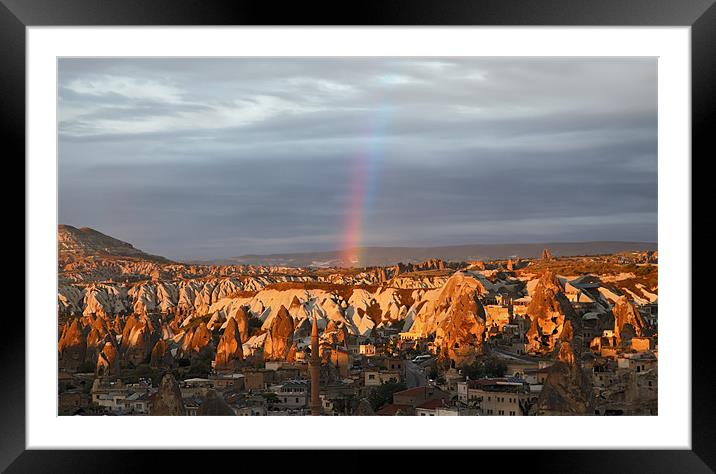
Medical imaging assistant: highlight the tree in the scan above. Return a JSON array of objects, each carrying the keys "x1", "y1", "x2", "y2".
[
  {"x1": 261, "y1": 392, "x2": 280, "y2": 408},
  {"x1": 460, "y1": 356, "x2": 507, "y2": 380},
  {"x1": 427, "y1": 365, "x2": 439, "y2": 381},
  {"x1": 368, "y1": 379, "x2": 407, "y2": 411}
]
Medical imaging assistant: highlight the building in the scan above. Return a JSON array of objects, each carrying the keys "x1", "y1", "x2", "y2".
[
  {"x1": 457, "y1": 378, "x2": 532, "y2": 416},
  {"x1": 209, "y1": 373, "x2": 245, "y2": 391},
  {"x1": 484, "y1": 305, "x2": 511, "y2": 331},
  {"x1": 90, "y1": 378, "x2": 154, "y2": 414},
  {"x1": 329, "y1": 346, "x2": 352, "y2": 378},
  {"x1": 123, "y1": 392, "x2": 153, "y2": 415},
  {"x1": 180, "y1": 378, "x2": 213, "y2": 398},
  {"x1": 58, "y1": 391, "x2": 91, "y2": 415},
  {"x1": 364, "y1": 369, "x2": 402, "y2": 387},
  {"x1": 243, "y1": 369, "x2": 275, "y2": 391},
  {"x1": 359, "y1": 343, "x2": 376, "y2": 357},
  {"x1": 271, "y1": 379, "x2": 310, "y2": 409},
  {"x1": 376, "y1": 403, "x2": 413, "y2": 416},
  {"x1": 415, "y1": 398, "x2": 458, "y2": 416},
  {"x1": 392, "y1": 386, "x2": 451, "y2": 408}
]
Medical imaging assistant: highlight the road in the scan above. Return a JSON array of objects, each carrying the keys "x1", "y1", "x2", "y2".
[{"x1": 405, "y1": 360, "x2": 428, "y2": 388}]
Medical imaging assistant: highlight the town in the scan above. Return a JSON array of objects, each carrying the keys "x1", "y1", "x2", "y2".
[{"x1": 58, "y1": 226, "x2": 657, "y2": 417}]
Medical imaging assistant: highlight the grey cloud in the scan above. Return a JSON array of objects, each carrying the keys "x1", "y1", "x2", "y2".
[{"x1": 58, "y1": 57, "x2": 657, "y2": 260}]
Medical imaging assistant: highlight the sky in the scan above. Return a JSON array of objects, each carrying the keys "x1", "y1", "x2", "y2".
[{"x1": 58, "y1": 57, "x2": 657, "y2": 261}]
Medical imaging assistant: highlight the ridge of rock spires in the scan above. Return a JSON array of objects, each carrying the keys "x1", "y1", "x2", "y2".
[
  {"x1": 58, "y1": 318, "x2": 87, "y2": 370},
  {"x1": 612, "y1": 295, "x2": 645, "y2": 345},
  {"x1": 214, "y1": 317, "x2": 244, "y2": 372},
  {"x1": 263, "y1": 305, "x2": 295, "y2": 361},
  {"x1": 151, "y1": 373, "x2": 186, "y2": 416},
  {"x1": 525, "y1": 271, "x2": 581, "y2": 356},
  {"x1": 150, "y1": 338, "x2": 174, "y2": 369},
  {"x1": 426, "y1": 272, "x2": 487, "y2": 367},
  {"x1": 95, "y1": 340, "x2": 119, "y2": 377},
  {"x1": 197, "y1": 389, "x2": 235, "y2": 416}
]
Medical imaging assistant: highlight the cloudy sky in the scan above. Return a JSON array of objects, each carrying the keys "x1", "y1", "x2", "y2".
[{"x1": 58, "y1": 58, "x2": 657, "y2": 261}]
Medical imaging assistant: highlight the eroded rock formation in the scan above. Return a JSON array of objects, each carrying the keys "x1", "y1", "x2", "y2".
[
  {"x1": 612, "y1": 296, "x2": 645, "y2": 345},
  {"x1": 95, "y1": 341, "x2": 119, "y2": 377},
  {"x1": 525, "y1": 271, "x2": 579, "y2": 355},
  {"x1": 150, "y1": 339, "x2": 173, "y2": 369},
  {"x1": 198, "y1": 390, "x2": 235, "y2": 416},
  {"x1": 214, "y1": 317, "x2": 244, "y2": 372},
  {"x1": 151, "y1": 374, "x2": 186, "y2": 416},
  {"x1": 263, "y1": 305, "x2": 294, "y2": 361},
  {"x1": 58, "y1": 318, "x2": 87, "y2": 370}
]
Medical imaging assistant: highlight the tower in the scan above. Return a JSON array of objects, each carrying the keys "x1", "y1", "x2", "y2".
[{"x1": 309, "y1": 315, "x2": 322, "y2": 416}]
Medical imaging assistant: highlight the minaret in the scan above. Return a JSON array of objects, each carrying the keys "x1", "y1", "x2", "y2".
[{"x1": 309, "y1": 315, "x2": 322, "y2": 416}]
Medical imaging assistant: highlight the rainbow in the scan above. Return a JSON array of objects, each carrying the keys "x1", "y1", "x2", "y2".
[{"x1": 341, "y1": 104, "x2": 392, "y2": 267}]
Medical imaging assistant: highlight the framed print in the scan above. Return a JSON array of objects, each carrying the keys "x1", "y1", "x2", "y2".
[{"x1": 6, "y1": 0, "x2": 711, "y2": 471}]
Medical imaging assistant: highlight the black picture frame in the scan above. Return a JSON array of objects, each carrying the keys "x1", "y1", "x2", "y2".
[{"x1": 5, "y1": 0, "x2": 709, "y2": 472}]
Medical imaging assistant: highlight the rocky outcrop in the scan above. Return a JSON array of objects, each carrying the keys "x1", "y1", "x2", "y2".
[
  {"x1": 189, "y1": 322, "x2": 213, "y2": 359},
  {"x1": 85, "y1": 317, "x2": 111, "y2": 365},
  {"x1": 525, "y1": 271, "x2": 579, "y2": 356},
  {"x1": 234, "y1": 306, "x2": 250, "y2": 343},
  {"x1": 198, "y1": 390, "x2": 235, "y2": 416},
  {"x1": 95, "y1": 341, "x2": 119, "y2": 377},
  {"x1": 214, "y1": 317, "x2": 244, "y2": 372},
  {"x1": 612, "y1": 296, "x2": 645, "y2": 345},
  {"x1": 122, "y1": 316, "x2": 152, "y2": 366},
  {"x1": 435, "y1": 291, "x2": 486, "y2": 367},
  {"x1": 151, "y1": 374, "x2": 186, "y2": 416},
  {"x1": 535, "y1": 339, "x2": 594, "y2": 415},
  {"x1": 58, "y1": 224, "x2": 170, "y2": 264},
  {"x1": 58, "y1": 319, "x2": 87, "y2": 370},
  {"x1": 263, "y1": 305, "x2": 295, "y2": 361},
  {"x1": 149, "y1": 339, "x2": 173, "y2": 369},
  {"x1": 535, "y1": 321, "x2": 593, "y2": 415},
  {"x1": 406, "y1": 272, "x2": 486, "y2": 339}
]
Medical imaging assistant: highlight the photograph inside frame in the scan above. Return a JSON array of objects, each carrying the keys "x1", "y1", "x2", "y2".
[{"x1": 56, "y1": 57, "x2": 658, "y2": 417}]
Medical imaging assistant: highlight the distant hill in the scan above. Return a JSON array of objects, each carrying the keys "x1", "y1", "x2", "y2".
[
  {"x1": 194, "y1": 241, "x2": 657, "y2": 268},
  {"x1": 58, "y1": 225, "x2": 171, "y2": 263}
]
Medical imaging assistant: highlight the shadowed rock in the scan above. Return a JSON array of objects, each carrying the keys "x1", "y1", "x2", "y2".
[
  {"x1": 198, "y1": 389, "x2": 235, "y2": 416},
  {"x1": 151, "y1": 374, "x2": 186, "y2": 416}
]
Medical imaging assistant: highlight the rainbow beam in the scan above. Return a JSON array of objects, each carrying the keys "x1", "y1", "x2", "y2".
[{"x1": 341, "y1": 104, "x2": 392, "y2": 267}]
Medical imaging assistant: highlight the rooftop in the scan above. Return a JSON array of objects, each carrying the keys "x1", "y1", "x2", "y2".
[{"x1": 376, "y1": 404, "x2": 412, "y2": 416}]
